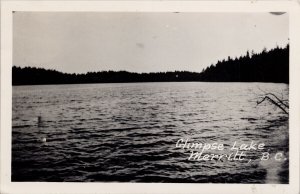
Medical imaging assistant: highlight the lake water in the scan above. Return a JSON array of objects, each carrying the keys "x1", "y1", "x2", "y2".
[{"x1": 12, "y1": 82, "x2": 289, "y2": 183}]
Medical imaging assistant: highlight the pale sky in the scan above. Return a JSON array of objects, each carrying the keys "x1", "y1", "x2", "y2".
[{"x1": 13, "y1": 12, "x2": 288, "y2": 73}]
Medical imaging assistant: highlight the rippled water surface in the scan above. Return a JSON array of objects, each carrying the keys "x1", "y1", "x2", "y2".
[{"x1": 12, "y1": 82, "x2": 289, "y2": 183}]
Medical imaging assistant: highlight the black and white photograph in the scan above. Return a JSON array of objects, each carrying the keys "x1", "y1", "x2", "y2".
[
  {"x1": 1, "y1": 1, "x2": 300, "y2": 193},
  {"x1": 11, "y1": 11, "x2": 290, "y2": 183}
]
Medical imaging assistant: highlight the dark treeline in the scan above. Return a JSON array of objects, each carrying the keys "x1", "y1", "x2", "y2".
[
  {"x1": 200, "y1": 45, "x2": 289, "y2": 83},
  {"x1": 12, "y1": 68, "x2": 203, "y2": 85},
  {"x1": 13, "y1": 45, "x2": 289, "y2": 85}
]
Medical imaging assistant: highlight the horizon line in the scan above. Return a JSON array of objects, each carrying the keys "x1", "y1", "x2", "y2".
[
  {"x1": 13, "y1": 43, "x2": 289, "y2": 75},
  {"x1": 12, "y1": 65, "x2": 204, "y2": 75}
]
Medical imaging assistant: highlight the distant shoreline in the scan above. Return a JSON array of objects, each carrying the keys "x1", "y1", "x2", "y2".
[
  {"x1": 12, "y1": 80, "x2": 290, "y2": 87},
  {"x1": 13, "y1": 45, "x2": 289, "y2": 85}
]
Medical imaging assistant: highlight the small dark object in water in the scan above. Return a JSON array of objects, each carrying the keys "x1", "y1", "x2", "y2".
[{"x1": 37, "y1": 116, "x2": 42, "y2": 127}]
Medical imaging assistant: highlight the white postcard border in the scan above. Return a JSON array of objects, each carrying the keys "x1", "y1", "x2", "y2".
[{"x1": 1, "y1": 1, "x2": 300, "y2": 194}]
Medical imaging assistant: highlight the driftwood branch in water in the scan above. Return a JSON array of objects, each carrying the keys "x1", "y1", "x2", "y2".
[
  {"x1": 263, "y1": 93, "x2": 289, "y2": 109},
  {"x1": 257, "y1": 93, "x2": 289, "y2": 115}
]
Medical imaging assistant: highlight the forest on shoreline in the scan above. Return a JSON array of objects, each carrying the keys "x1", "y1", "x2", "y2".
[{"x1": 13, "y1": 45, "x2": 289, "y2": 85}]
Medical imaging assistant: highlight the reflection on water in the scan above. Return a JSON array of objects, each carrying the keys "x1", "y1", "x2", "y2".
[{"x1": 12, "y1": 82, "x2": 288, "y2": 183}]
